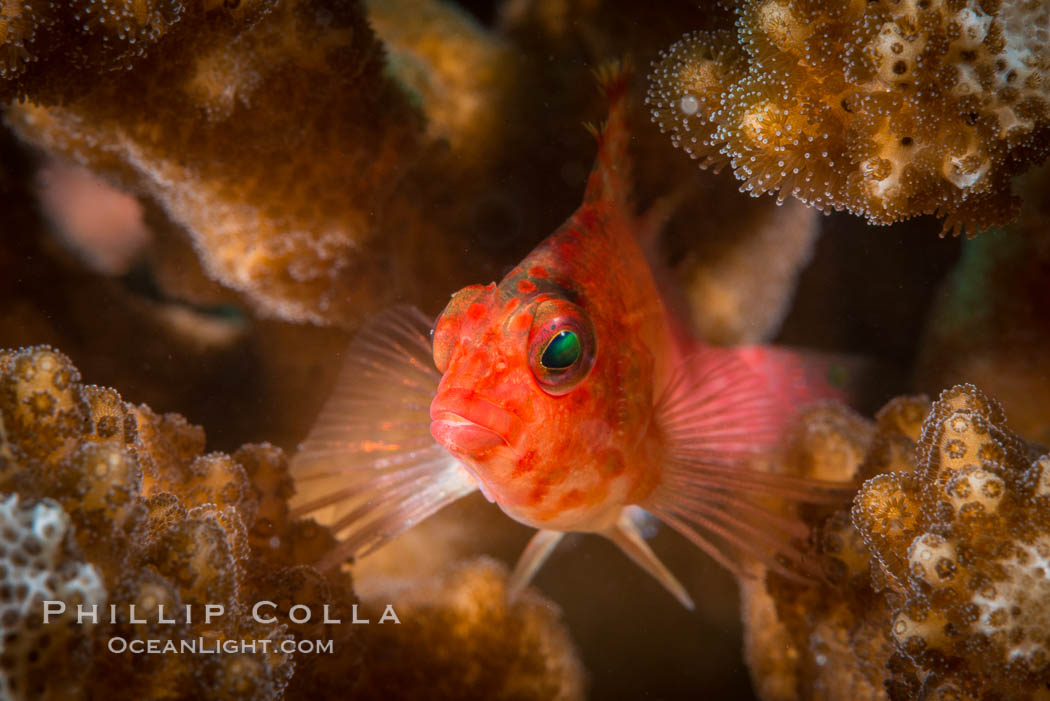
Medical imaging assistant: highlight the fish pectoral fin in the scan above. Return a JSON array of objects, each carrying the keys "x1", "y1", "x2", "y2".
[
  {"x1": 604, "y1": 508, "x2": 695, "y2": 611},
  {"x1": 289, "y1": 305, "x2": 477, "y2": 571},
  {"x1": 507, "y1": 529, "x2": 565, "y2": 603},
  {"x1": 643, "y1": 344, "x2": 857, "y2": 583}
]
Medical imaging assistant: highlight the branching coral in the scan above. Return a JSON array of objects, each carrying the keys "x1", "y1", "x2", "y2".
[
  {"x1": 4, "y1": 0, "x2": 435, "y2": 324},
  {"x1": 0, "y1": 345, "x2": 340, "y2": 699},
  {"x1": 648, "y1": 0, "x2": 1050, "y2": 235},
  {"x1": 0, "y1": 345, "x2": 586, "y2": 699},
  {"x1": 743, "y1": 385, "x2": 1050, "y2": 700}
]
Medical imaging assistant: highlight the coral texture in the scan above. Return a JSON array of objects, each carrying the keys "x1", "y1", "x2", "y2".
[
  {"x1": 0, "y1": 0, "x2": 195, "y2": 104},
  {"x1": 4, "y1": 0, "x2": 433, "y2": 324},
  {"x1": 0, "y1": 345, "x2": 345, "y2": 699},
  {"x1": 0, "y1": 345, "x2": 586, "y2": 700},
  {"x1": 648, "y1": 0, "x2": 1050, "y2": 234},
  {"x1": 0, "y1": 494, "x2": 106, "y2": 700},
  {"x1": 743, "y1": 385, "x2": 1050, "y2": 700}
]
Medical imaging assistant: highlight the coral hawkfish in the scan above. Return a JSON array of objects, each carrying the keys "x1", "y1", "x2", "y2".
[{"x1": 290, "y1": 64, "x2": 853, "y2": 608}]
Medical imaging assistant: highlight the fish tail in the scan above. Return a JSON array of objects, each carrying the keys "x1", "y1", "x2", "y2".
[
  {"x1": 583, "y1": 57, "x2": 635, "y2": 207},
  {"x1": 640, "y1": 344, "x2": 860, "y2": 586}
]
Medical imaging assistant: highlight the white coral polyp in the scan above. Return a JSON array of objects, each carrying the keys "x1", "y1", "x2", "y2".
[
  {"x1": 0, "y1": 494, "x2": 107, "y2": 700},
  {"x1": 971, "y1": 536, "x2": 1050, "y2": 668}
]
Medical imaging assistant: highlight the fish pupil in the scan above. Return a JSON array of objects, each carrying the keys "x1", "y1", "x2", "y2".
[{"x1": 541, "y1": 330, "x2": 581, "y2": 370}]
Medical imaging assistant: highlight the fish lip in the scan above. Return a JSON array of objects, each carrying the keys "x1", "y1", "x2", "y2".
[
  {"x1": 430, "y1": 411, "x2": 508, "y2": 445},
  {"x1": 430, "y1": 389, "x2": 523, "y2": 449}
]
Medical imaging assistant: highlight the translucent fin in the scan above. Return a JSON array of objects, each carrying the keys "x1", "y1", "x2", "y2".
[
  {"x1": 604, "y1": 507, "x2": 694, "y2": 610},
  {"x1": 507, "y1": 529, "x2": 565, "y2": 602},
  {"x1": 644, "y1": 344, "x2": 857, "y2": 581},
  {"x1": 290, "y1": 306, "x2": 477, "y2": 570}
]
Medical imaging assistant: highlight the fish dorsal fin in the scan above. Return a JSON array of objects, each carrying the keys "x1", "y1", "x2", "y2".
[
  {"x1": 290, "y1": 306, "x2": 476, "y2": 570},
  {"x1": 641, "y1": 345, "x2": 857, "y2": 582},
  {"x1": 583, "y1": 59, "x2": 634, "y2": 208}
]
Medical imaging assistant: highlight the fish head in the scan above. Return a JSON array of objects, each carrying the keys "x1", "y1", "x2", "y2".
[{"x1": 429, "y1": 277, "x2": 657, "y2": 530}]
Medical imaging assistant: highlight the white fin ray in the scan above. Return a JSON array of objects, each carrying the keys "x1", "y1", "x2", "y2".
[
  {"x1": 605, "y1": 507, "x2": 695, "y2": 610},
  {"x1": 507, "y1": 529, "x2": 566, "y2": 602},
  {"x1": 290, "y1": 306, "x2": 477, "y2": 570}
]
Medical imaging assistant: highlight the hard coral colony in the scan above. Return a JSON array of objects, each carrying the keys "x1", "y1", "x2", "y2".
[
  {"x1": 1, "y1": 0, "x2": 1050, "y2": 700},
  {"x1": 648, "y1": 0, "x2": 1050, "y2": 235}
]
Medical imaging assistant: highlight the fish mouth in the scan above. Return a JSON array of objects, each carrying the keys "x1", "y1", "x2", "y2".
[{"x1": 430, "y1": 389, "x2": 523, "y2": 455}]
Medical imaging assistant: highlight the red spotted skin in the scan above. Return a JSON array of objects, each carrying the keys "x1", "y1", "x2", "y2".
[{"x1": 429, "y1": 94, "x2": 682, "y2": 531}]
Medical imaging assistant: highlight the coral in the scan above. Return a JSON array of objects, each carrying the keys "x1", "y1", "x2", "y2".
[
  {"x1": 4, "y1": 0, "x2": 439, "y2": 324},
  {"x1": 0, "y1": 494, "x2": 106, "y2": 700},
  {"x1": 367, "y1": 0, "x2": 514, "y2": 164},
  {"x1": 0, "y1": 345, "x2": 587, "y2": 699},
  {"x1": 0, "y1": 0, "x2": 1012, "y2": 697},
  {"x1": 648, "y1": 0, "x2": 1050, "y2": 234},
  {"x1": 0, "y1": 346, "x2": 326, "y2": 699},
  {"x1": 676, "y1": 197, "x2": 818, "y2": 344},
  {"x1": 919, "y1": 164, "x2": 1050, "y2": 444},
  {"x1": 0, "y1": 0, "x2": 194, "y2": 104},
  {"x1": 355, "y1": 558, "x2": 586, "y2": 701},
  {"x1": 743, "y1": 385, "x2": 1050, "y2": 700}
]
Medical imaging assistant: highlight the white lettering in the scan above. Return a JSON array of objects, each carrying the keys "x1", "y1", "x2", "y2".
[
  {"x1": 379, "y1": 605, "x2": 400, "y2": 624},
  {"x1": 289, "y1": 604, "x2": 311, "y2": 624},
  {"x1": 108, "y1": 636, "x2": 127, "y2": 653},
  {"x1": 76, "y1": 604, "x2": 98, "y2": 624},
  {"x1": 322, "y1": 604, "x2": 340, "y2": 624},
  {"x1": 42, "y1": 601, "x2": 66, "y2": 624},
  {"x1": 351, "y1": 604, "x2": 369, "y2": 624},
  {"x1": 128, "y1": 604, "x2": 145, "y2": 624},
  {"x1": 252, "y1": 600, "x2": 277, "y2": 624},
  {"x1": 204, "y1": 604, "x2": 224, "y2": 624},
  {"x1": 157, "y1": 604, "x2": 175, "y2": 624}
]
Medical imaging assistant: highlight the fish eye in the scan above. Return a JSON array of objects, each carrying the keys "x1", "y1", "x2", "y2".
[
  {"x1": 540, "y1": 330, "x2": 581, "y2": 370},
  {"x1": 528, "y1": 299, "x2": 596, "y2": 396}
]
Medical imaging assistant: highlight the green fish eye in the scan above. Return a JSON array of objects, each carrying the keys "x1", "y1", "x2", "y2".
[{"x1": 540, "y1": 330, "x2": 581, "y2": 370}]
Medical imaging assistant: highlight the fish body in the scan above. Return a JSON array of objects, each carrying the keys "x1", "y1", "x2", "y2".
[
  {"x1": 290, "y1": 64, "x2": 854, "y2": 607},
  {"x1": 430, "y1": 208, "x2": 669, "y2": 532}
]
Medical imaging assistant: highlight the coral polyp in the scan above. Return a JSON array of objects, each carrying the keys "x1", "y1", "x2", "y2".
[
  {"x1": 648, "y1": 0, "x2": 1050, "y2": 235},
  {"x1": 744, "y1": 384, "x2": 1050, "y2": 699}
]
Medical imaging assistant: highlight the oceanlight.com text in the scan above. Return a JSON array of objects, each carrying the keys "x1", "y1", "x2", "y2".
[{"x1": 106, "y1": 637, "x2": 335, "y2": 655}]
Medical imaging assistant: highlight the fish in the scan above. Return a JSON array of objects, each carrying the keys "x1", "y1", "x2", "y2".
[{"x1": 289, "y1": 62, "x2": 856, "y2": 609}]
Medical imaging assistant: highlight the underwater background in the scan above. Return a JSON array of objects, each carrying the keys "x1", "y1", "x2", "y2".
[{"x1": 2, "y1": 0, "x2": 1049, "y2": 698}]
